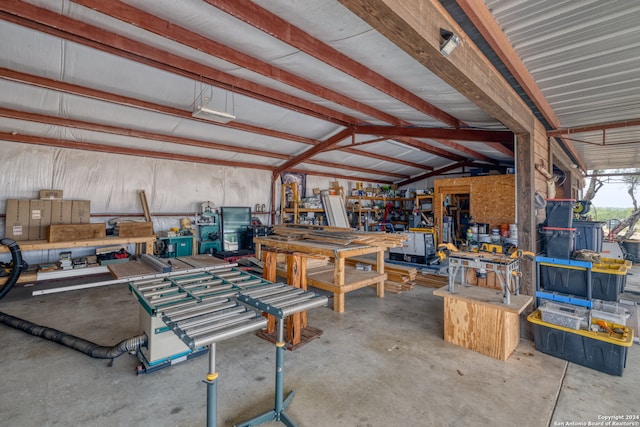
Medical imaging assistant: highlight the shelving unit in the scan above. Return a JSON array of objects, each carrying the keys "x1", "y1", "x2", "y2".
[
  {"x1": 345, "y1": 195, "x2": 414, "y2": 231},
  {"x1": 280, "y1": 182, "x2": 325, "y2": 225},
  {"x1": 414, "y1": 194, "x2": 434, "y2": 227}
]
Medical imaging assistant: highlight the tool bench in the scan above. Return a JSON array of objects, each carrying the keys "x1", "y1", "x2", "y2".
[
  {"x1": 434, "y1": 250, "x2": 532, "y2": 360},
  {"x1": 253, "y1": 236, "x2": 387, "y2": 313}
]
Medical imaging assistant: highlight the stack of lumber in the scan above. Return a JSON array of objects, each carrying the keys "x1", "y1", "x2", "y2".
[
  {"x1": 346, "y1": 256, "x2": 417, "y2": 294},
  {"x1": 413, "y1": 272, "x2": 448, "y2": 288},
  {"x1": 272, "y1": 224, "x2": 406, "y2": 248}
]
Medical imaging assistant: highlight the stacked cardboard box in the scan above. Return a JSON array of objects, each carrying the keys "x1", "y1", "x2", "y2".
[{"x1": 4, "y1": 190, "x2": 91, "y2": 241}]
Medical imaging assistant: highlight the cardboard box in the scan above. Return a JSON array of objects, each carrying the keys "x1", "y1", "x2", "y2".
[
  {"x1": 50, "y1": 200, "x2": 73, "y2": 225},
  {"x1": 4, "y1": 199, "x2": 30, "y2": 240},
  {"x1": 71, "y1": 200, "x2": 91, "y2": 224},
  {"x1": 28, "y1": 199, "x2": 52, "y2": 241},
  {"x1": 39, "y1": 190, "x2": 63, "y2": 200}
]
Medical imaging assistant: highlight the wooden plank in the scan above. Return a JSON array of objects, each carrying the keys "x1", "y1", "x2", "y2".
[
  {"x1": 108, "y1": 260, "x2": 156, "y2": 279},
  {"x1": 118, "y1": 221, "x2": 154, "y2": 237},
  {"x1": 306, "y1": 267, "x2": 387, "y2": 293},
  {"x1": 139, "y1": 190, "x2": 152, "y2": 223},
  {"x1": 48, "y1": 223, "x2": 106, "y2": 243},
  {"x1": 433, "y1": 285, "x2": 532, "y2": 360}
]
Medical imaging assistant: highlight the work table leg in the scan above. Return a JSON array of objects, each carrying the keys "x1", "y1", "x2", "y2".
[
  {"x1": 376, "y1": 249, "x2": 385, "y2": 298},
  {"x1": 262, "y1": 250, "x2": 277, "y2": 334}
]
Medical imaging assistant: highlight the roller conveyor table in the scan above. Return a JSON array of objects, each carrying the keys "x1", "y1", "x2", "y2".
[{"x1": 129, "y1": 266, "x2": 327, "y2": 427}]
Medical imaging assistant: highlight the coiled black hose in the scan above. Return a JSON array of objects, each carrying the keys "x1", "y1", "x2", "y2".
[{"x1": 0, "y1": 238, "x2": 146, "y2": 359}]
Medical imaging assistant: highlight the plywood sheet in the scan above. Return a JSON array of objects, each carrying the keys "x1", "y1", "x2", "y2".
[{"x1": 48, "y1": 223, "x2": 106, "y2": 242}]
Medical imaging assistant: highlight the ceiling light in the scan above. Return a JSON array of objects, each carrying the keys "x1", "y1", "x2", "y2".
[
  {"x1": 192, "y1": 105, "x2": 236, "y2": 123},
  {"x1": 440, "y1": 29, "x2": 461, "y2": 57}
]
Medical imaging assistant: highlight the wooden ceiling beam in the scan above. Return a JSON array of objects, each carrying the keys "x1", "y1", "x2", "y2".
[
  {"x1": 0, "y1": 68, "x2": 317, "y2": 146},
  {"x1": 73, "y1": 0, "x2": 404, "y2": 127},
  {"x1": 547, "y1": 118, "x2": 640, "y2": 137},
  {"x1": 286, "y1": 168, "x2": 393, "y2": 185},
  {"x1": 0, "y1": 107, "x2": 290, "y2": 159},
  {"x1": 273, "y1": 128, "x2": 355, "y2": 177},
  {"x1": 0, "y1": 68, "x2": 439, "y2": 173},
  {"x1": 395, "y1": 137, "x2": 465, "y2": 161},
  {"x1": 206, "y1": 0, "x2": 462, "y2": 128},
  {"x1": 454, "y1": 0, "x2": 585, "y2": 171},
  {"x1": 397, "y1": 161, "x2": 473, "y2": 186},
  {"x1": 2, "y1": 107, "x2": 397, "y2": 174},
  {"x1": 435, "y1": 139, "x2": 496, "y2": 163},
  {"x1": 1, "y1": 132, "x2": 273, "y2": 170},
  {"x1": 353, "y1": 125, "x2": 512, "y2": 143},
  {"x1": 0, "y1": 2, "x2": 358, "y2": 126},
  {"x1": 339, "y1": 147, "x2": 433, "y2": 171},
  {"x1": 339, "y1": 0, "x2": 534, "y2": 135},
  {"x1": 304, "y1": 159, "x2": 409, "y2": 179}
]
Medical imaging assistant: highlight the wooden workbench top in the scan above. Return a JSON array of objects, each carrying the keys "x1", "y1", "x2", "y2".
[{"x1": 433, "y1": 285, "x2": 532, "y2": 314}]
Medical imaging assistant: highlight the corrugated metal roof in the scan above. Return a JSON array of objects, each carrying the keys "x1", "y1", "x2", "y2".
[{"x1": 483, "y1": 0, "x2": 640, "y2": 170}]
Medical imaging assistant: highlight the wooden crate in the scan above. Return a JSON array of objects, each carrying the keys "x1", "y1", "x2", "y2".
[
  {"x1": 48, "y1": 223, "x2": 106, "y2": 242},
  {"x1": 433, "y1": 285, "x2": 532, "y2": 361},
  {"x1": 118, "y1": 221, "x2": 154, "y2": 237}
]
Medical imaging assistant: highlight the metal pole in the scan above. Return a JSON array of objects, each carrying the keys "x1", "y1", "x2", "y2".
[
  {"x1": 275, "y1": 318, "x2": 285, "y2": 415},
  {"x1": 206, "y1": 343, "x2": 218, "y2": 427}
]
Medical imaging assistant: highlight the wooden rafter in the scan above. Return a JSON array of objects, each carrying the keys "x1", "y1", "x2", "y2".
[
  {"x1": 339, "y1": 147, "x2": 433, "y2": 171},
  {"x1": 397, "y1": 161, "x2": 474, "y2": 186},
  {"x1": 353, "y1": 125, "x2": 513, "y2": 143},
  {"x1": 205, "y1": 0, "x2": 462, "y2": 128},
  {"x1": 454, "y1": 0, "x2": 585, "y2": 171},
  {"x1": 547, "y1": 119, "x2": 640, "y2": 137},
  {"x1": 339, "y1": 0, "x2": 534, "y2": 134},
  {"x1": 274, "y1": 128, "x2": 355, "y2": 177},
  {"x1": 0, "y1": 68, "x2": 318, "y2": 146},
  {"x1": 73, "y1": 0, "x2": 405, "y2": 127},
  {"x1": 0, "y1": 107, "x2": 290, "y2": 160},
  {"x1": 0, "y1": 2, "x2": 358, "y2": 125},
  {"x1": 1, "y1": 132, "x2": 273, "y2": 170}
]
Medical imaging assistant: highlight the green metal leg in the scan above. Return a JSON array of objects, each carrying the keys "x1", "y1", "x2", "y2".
[
  {"x1": 205, "y1": 343, "x2": 218, "y2": 427},
  {"x1": 234, "y1": 319, "x2": 297, "y2": 427}
]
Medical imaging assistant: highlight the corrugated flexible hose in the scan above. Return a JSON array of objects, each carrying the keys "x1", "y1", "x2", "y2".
[{"x1": 0, "y1": 238, "x2": 146, "y2": 360}]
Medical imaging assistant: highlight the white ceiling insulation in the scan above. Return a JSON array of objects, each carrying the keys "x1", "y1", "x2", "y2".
[{"x1": 1, "y1": 0, "x2": 636, "y2": 181}]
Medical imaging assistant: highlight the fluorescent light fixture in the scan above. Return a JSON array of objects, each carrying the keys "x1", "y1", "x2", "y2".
[
  {"x1": 192, "y1": 105, "x2": 236, "y2": 123},
  {"x1": 440, "y1": 29, "x2": 461, "y2": 57}
]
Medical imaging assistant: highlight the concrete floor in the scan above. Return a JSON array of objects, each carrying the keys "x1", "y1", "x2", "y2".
[{"x1": 0, "y1": 269, "x2": 639, "y2": 427}]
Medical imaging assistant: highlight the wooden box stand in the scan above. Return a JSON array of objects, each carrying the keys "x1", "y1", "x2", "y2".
[{"x1": 433, "y1": 285, "x2": 532, "y2": 361}]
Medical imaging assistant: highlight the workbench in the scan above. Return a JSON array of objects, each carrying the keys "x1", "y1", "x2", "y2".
[
  {"x1": 254, "y1": 236, "x2": 387, "y2": 313},
  {"x1": 433, "y1": 250, "x2": 531, "y2": 360},
  {"x1": 433, "y1": 285, "x2": 532, "y2": 360},
  {"x1": 0, "y1": 236, "x2": 156, "y2": 286},
  {"x1": 0, "y1": 235, "x2": 155, "y2": 255}
]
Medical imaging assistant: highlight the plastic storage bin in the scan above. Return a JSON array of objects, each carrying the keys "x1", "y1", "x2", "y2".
[
  {"x1": 591, "y1": 300, "x2": 631, "y2": 326},
  {"x1": 528, "y1": 309, "x2": 633, "y2": 376},
  {"x1": 545, "y1": 199, "x2": 575, "y2": 228},
  {"x1": 598, "y1": 258, "x2": 632, "y2": 291},
  {"x1": 573, "y1": 221, "x2": 605, "y2": 252},
  {"x1": 541, "y1": 227, "x2": 576, "y2": 259},
  {"x1": 591, "y1": 263, "x2": 627, "y2": 301},
  {"x1": 539, "y1": 301, "x2": 588, "y2": 330},
  {"x1": 539, "y1": 258, "x2": 591, "y2": 298}
]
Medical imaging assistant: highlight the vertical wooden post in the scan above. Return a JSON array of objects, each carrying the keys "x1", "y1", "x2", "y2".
[
  {"x1": 286, "y1": 253, "x2": 303, "y2": 346},
  {"x1": 262, "y1": 250, "x2": 277, "y2": 334}
]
